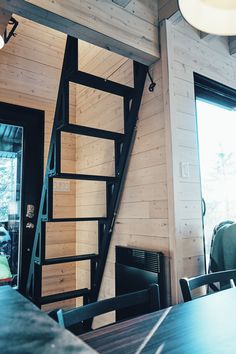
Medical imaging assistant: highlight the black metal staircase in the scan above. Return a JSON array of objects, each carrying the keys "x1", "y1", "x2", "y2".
[{"x1": 26, "y1": 36, "x2": 147, "y2": 309}]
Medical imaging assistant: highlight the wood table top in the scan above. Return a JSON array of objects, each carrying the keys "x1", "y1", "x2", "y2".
[
  {"x1": 81, "y1": 287, "x2": 236, "y2": 354},
  {"x1": 0, "y1": 286, "x2": 96, "y2": 354}
]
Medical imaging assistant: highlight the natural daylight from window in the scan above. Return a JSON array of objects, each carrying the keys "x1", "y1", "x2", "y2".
[{"x1": 196, "y1": 99, "x2": 236, "y2": 261}]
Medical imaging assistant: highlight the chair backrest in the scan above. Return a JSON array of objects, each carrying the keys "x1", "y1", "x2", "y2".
[
  {"x1": 57, "y1": 284, "x2": 160, "y2": 334},
  {"x1": 180, "y1": 269, "x2": 236, "y2": 302}
]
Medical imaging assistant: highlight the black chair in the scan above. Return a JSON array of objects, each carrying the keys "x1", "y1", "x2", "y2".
[
  {"x1": 180, "y1": 269, "x2": 236, "y2": 302},
  {"x1": 57, "y1": 284, "x2": 160, "y2": 334}
]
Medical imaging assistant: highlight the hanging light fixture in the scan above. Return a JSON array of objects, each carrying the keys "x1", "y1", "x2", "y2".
[{"x1": 178, "y1": 0, "x2": 236, "y2": 36}]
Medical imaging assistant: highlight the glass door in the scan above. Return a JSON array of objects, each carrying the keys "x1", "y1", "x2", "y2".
[
  {"x1": 0, "y1": 102, "x2": 44, "y2": 295},
  {"x1": 196, "y1": 99, "x2": 236, "y2": 266},
  {"x1": 0, "y1": 124, "x2": 23, "y2": 287}
]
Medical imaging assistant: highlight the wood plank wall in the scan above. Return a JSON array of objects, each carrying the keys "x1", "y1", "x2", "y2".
[
  {"x1": 161, "y1": 14, "x2": 236, "y2": 302},
  {"x1": 0, "y1": 12, "x2": 170, "y2": 317},
  {"x1": 75, "y1": 41, "x2": 170, "y2": 327},
  {"x1": 158, "y1": 0, "x2": 178, "y2": 21},
  {"x1": 24, "y1": 0, "x2": 159, "y2": 65},
  {"x1": 0, "y1": 16, "x2": 78, "y2": 311},
  {"x1": 3, "y1": 8, "x2": 229, "y2": 315}
]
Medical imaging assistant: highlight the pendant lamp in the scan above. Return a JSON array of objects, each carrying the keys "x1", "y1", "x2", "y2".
[{"x1": 178, "y1": 0, "x2": 236, "y2": 36}]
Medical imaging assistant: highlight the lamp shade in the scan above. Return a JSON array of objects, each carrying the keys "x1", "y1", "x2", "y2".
[{"x1": 178, "y1": 0, "x2": 236, "y2": 36}]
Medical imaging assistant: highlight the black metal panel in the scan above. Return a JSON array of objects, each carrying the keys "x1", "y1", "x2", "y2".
[
  {"x1": 38, "y1": 221, "x2": 46, "y2": 265},
  {"x1": 51, "y1": 173, "x2": 117, "y2": 182},
  {"x1": 92, "y1": 61, "x2": 148, "y2": 301},
  {"x1": 115, "y1": 246, "x2": 166, "y2": 314},
  {"x1": 26, "y1": 35, "x2": 147, "y2": 310},
  {"x1": 116, "y1": 246, "x2": 163, "y2": 274},
  {"x1": 40, "y1": 289, "x2": 90, "y2": 305},
  {"x1": 32, "y1": 263, "x2": 42, "y2": 307},
  {"x1": 47, "y1": 177, "x2": 53, "y2": 220},
  {"x1": 61, "y1": 124, "x2": 124, "y2": 140},
  {"x1": 42, "y1": 254, "x2": 98, "y2": 266},
  {"x1": 26, "y1": 37, "x2": 78, "y2": 300},
  {"x1": 69, "y1": 70, "x2": 134, "y2": 97},
  {"x1": 55, "y1": 131, "x2": 61, "y2": 174},
  {"x1": 47, "y1": 217, "x2": 107, "y2": 223},
  {"x1": 194, "y1": 73, "x2": 236, "y2": 110}
]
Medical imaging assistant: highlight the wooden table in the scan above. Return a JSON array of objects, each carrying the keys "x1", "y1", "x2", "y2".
[
  {"x1": 81, "y1": 287, "x2": 236, "y2": 353},
  {"x1": 0, "y1": 286, "x2": 96, "y2": 354}
]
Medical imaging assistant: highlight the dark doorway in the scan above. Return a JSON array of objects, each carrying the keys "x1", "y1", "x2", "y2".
[{"x1": 0, "y1": 102, "x2": 44, "y2": 295}]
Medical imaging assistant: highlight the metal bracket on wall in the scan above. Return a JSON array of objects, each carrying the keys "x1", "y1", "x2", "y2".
[
  {"x1": 4, "y1": 17, "x2": 18, "y2": 44},
  {"x1": 147, "y1": 69, "x2": 156, "y2": 92}
]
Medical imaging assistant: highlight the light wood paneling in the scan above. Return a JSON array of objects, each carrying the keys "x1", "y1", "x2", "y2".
[
  {"x1": 26, "y1": 0, "x2": 159, "y2": 62},
  {"x1": 75, "y1": 42, "x2": 170, "y2": 327},
  {"x1": 162, "y1": 14, "x2": 236, "y2": 302},
  {"x1": 0, "y1": 0, "x2": 159, "y2": 65},
  {"x1": 0, "y1": 16, "x2": 77, "y2": 310}
]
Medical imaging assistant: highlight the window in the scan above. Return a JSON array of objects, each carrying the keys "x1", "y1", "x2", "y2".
[
  {"x1": 0, "y1": 155, "x2": 18, "y2": 222},
  {"x1": 195, "y1": 74, "x2": 236, "y2": 265}
]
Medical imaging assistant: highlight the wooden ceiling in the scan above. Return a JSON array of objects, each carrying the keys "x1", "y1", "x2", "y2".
[{"x1": 0, "y1": 0, "x2": 159, "y2": 65}]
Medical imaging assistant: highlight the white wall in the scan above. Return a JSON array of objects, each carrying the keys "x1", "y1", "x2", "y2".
[{"x1": 162, "y1": 13, "x2": 236, "y2": 302}]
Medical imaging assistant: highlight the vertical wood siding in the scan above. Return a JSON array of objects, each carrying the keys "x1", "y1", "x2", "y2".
[
  {"x1": 75, "y1": 41, "x2": 170, "y2": 327},
  {"x1": 162, "y1": 14, "x2": 236, "y2": 302}
]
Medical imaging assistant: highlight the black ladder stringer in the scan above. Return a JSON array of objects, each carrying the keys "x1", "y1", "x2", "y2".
[{"x1": 26, "y1": 35, "x2": 148, "y2": 315}]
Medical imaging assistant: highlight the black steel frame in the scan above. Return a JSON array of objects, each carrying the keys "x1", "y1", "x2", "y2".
[
  {"x1": 4, "y1": 17, "x2": 18, "y2": 44},
  {"x1": 0, "y1": 102, "x2": 44, "y2": 294},
  {"x1": 26, "y1": 36, "x2": 147, "y2": 312},
  {"x1": 194, "y1": 73, "x2": 236, "y2": 110}
]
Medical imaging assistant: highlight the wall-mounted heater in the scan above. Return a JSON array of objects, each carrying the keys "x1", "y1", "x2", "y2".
[{"x1": 115, "y1": 246, "x2": 166, "y2": 321}]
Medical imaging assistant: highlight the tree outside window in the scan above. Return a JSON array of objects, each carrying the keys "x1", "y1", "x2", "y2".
[{"x1": 0, "y1": 157, "x2": 17, "y2": 222}]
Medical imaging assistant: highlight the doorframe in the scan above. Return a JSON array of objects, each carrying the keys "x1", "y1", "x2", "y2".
[
  {"x1": 0, "y1": 102, "x2": 44, "y2": 294},
  {"x1": 194, "y1": 73, "x2": 236, "y2": 110}
]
